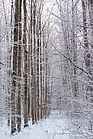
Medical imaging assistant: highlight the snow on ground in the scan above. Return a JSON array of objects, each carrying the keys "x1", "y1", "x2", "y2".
[{"x1": 0, "y1": 111, "x2": 70, "y2": 139}]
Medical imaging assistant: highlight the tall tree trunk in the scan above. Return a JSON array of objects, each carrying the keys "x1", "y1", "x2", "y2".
[
  {"x1": 72, "y1": 0, "x2": 78, "y2": 97},
  {"x1": 36, "y1": 14, "x2": 40, "y2": 121},
  {"x1": 42, "y1": 31, "x2": 45, "y2": 118},
  {"x1": 8, "y1": 0, "x2": 13, "y2": 127},
  {"x1": 32, "y1": 1, "x2": 37, "y2": 123},
  {"x1": 39, "y1": 13, "x2": 43, "y2": 120},
  {"x1": 11, "y1": 0, "x2": 19, "y2": 134},
  {"x1": 16, "y1": 0, "x2": 22, "y2": 132},
  {"x1": 45, "y1": 43, "x2": 48, "y2": 117},
  {"x1": 30, "y1": 0, "x2": 35, "y2": 124},
  {"x1": 23, "y1": 0, "x2": 28, "y2": 127}
]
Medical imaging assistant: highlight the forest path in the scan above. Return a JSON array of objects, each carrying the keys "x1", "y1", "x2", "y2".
[{"x1": 1, "y1": 111, "x2": 70, "y2": 139}]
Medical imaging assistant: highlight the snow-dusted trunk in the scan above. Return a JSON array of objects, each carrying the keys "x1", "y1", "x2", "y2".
[
  {"x1": 36, "y1": 13, "x2": 40, "y2": 121},
  {"x1": 88, "y1": 0, "x2": 93, "y2": 92},
  {"x1": 42, "y1": 31, "x2": 45, "y2": 118},
  {"x1": 7, "y1": 0, "x2": 13, "y2": 127},
  {"x1": 11, "y1": 0, "x2": 18, "y2": 134},
  {"x1": 16, "y1": 0, "x2": 22, "y2": 132},
  {"x1": 31, "y1": 0, "x2": 37, "y2": 124},
  {"x1": 36, "y1": 5, "x2": 43, "y2": 120},
  {"x1": 23, "y1": 0, "x2": 28, "y2": 127},
  {"x1": 11, "y1": 0, "x2": 22, "y2": 133},
  {"x1": 30, "y1": 0, "x2": 34, "y2": 124},
  {"x1": 71, "y1": 0, "x2": 78, "y2": 97},
  {"x1": 88, "y1": 0, "x2": 93, "y2": 45},
  {"x1": 39, "y1": 13, "x2": 43, "y2": 119},
  {"x1": 45, "y1": 38, "x2": 48, "y2": 117}
]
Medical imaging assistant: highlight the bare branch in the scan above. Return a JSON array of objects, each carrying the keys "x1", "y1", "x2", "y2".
[
  {"x1": 0, "y1": 61, "x2": 4, "y2": 65},
  {"x1": 50, "y1": 41, "x2": 89, "y2": 75}
]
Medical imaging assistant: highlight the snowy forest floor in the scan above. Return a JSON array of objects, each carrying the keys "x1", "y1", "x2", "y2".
[{"x1": 0, "y1": 111, "x2": 92, "y2": 139}]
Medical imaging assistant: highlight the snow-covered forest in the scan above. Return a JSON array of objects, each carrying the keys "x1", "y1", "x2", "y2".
[{"x1": 0, "y1": 0, "x2": 93, "y2": 138}]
